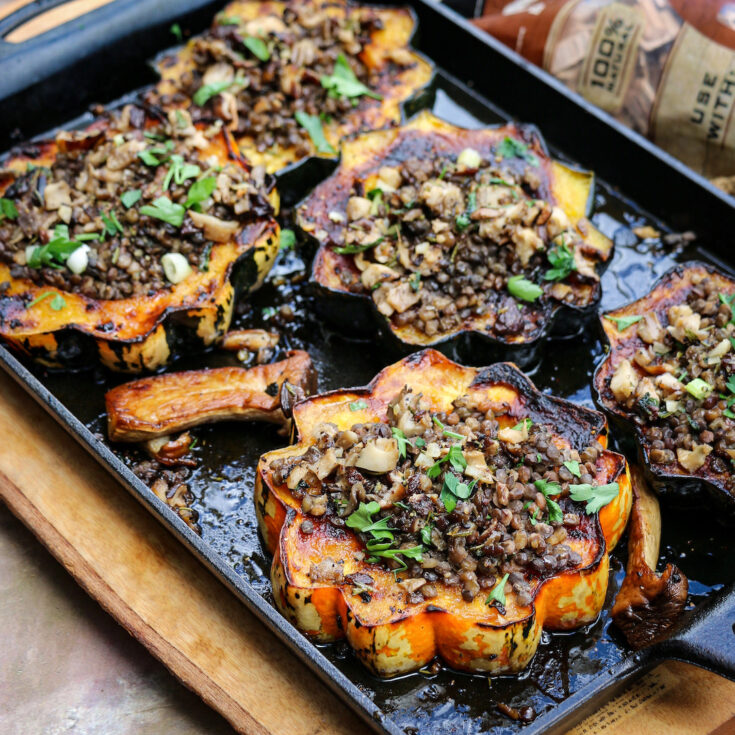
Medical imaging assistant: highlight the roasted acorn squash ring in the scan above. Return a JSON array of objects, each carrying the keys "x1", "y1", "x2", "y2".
[
  {"x1": 297, "y1": 111, "x2": 613, "y2": 360},
  {"x1": 0, "y1": 120, "x2": 280, "y2": 373},
  {"x1": 256, "y1": 349, "x2": 632, "y2": 677},
  {"x1": 152, "y1": 0, "x2": 434, "y2": 176},
  {"x1": 594, "y1": 261, "x2": 735, "y2": 506}
]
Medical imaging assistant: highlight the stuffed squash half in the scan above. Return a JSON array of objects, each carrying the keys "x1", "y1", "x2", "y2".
[
  {"x1": 256, "y1": 350, "x2": 631, "y2": 677},
  {"x1": 0, "y1": 105, "x2": 280, "y2": 371}
]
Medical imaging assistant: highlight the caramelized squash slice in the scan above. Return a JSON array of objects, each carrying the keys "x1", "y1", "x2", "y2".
[{"x1": 106, "y1": 350, "x2": 316, "y2": 441}]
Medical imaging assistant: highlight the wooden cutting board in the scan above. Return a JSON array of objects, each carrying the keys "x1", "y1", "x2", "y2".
[
  {"x1": 0, "y1": 1, "x2": 734, "y2": 733},
  {"x1": 1, "y1": 364, "x2": 735, "y2": 735}
]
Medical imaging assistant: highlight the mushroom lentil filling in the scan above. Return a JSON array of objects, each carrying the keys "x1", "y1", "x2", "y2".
[
  {"x1": 608, "y1": 276, "x2": 735, "y2": 488},
  {"x1": 335, "y1": 147, "x2": 597, "y2": 340},
  {"x1": 0, "y1": 104, "x2": 274, "y2": 300},
  {"x1": 165, "y1": 3, "x2": 408, "y2": 156},
  {"x1": 269, "y1": 388, "x2": 616, "y2": 604}
]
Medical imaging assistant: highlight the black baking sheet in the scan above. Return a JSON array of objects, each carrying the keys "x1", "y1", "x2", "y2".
[{"x1": 1, "y1": 2, "x2": 734, "y2": 734}]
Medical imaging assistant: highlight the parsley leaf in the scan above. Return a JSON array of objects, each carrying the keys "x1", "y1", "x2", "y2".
[
  {"x1": 511, "y1": 418, "x2": 533, "y2": 432},
  {"x1": 563, "y1": 460, "x2": 581, "y2": 478},
  {"x1": 0, "y1": 198, "x2": 18, "y2": 220},
  {"x1": 349, "y1": 399, "x2": 367, "y2": 411},
  {"x1": 455, "y1": 190, "x2": 477, "y2": 232},
  {"x1": 193, "y1": 80, "x2": 234, "y2": 107},
  {"x1": 184, "y1": 177, "x2": 216, "y2": 209},
  {"x1": 485, "y1": 573, "x2": 510, "y2": 607},
  {"x1": 26, "y1": 224, "x2": 87, "y2": 269},
  {"x1": 604, "y1": 314, "x2": 643, "y2": 331},
  {"x1": 346, "y1": 501, "x2": 394, "y2": 539},
  {"x1": 392, "y1": 427, "x2": 409, "y2": 458},
  {"x1": 295, "y1": 111, "x2": 336, "y2": 154},
  {"x1": 569, "y1": 482, "x2": 620, "y2": 514},
  {"x1": 121, "y1": 189, "x2": 142, "y2": 209},
  {"x1": 163, "y1": 154, "x2": 201, "y2": 191},
  {"x1": 420, "y1": 521, "x2": 434, "y2": 547},
  {"x1": 139, "y1": 196, "x2": 186, "y2": 227},
  {"x1": 320, "y1": 54, "x2": 382, "y2": 101},
  {"x1": 544, "y1": 240, "x2": 576, "y2": 281},
  {"x1": 243, "y1": 36, "x2": 270, "y2": 62},
  {"x1": 333, "y1": 236, "x2": 384, "y2": 255},
  {"x1": 280, "y1": 228, "x2": 297, "y2": 251},
  {"x1": 170, "y1": 22, "x2": 183, "y2": 41},
  {"x1": 507, "y1": 275, "x2": 543, "y2": 302},
  {"x1": 496, "y1": 137, "x2": 539, "y2": 166},
  {"x1": 26, "y1": 291, "x2": 65, "y2": 310},
  {"x1": 101, "y1": 209, "x2": 123, "y2": 238}
]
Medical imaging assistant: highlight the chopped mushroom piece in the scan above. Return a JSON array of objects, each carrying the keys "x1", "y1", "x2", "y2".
[
  {"x1": 355, "y1": 437, "x2": 400, "y2": 473},
  {"x1": 610, "y1": 359, "x2": 639, "y2": 402},
  {"x1": 676, "y1": 444, "x2": 712, "y2": 472}
]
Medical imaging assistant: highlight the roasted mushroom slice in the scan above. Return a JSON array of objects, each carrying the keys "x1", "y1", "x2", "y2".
[
  {"x1": 298, "y1": 111, "x2": 612, "y2": 358},
  {"x1": 611, "y1": 465, "x2": 688, "y2": 649},
  {"x1": 594, "y1": 262, "x2": 735, "y2": 504},
  {"x1": 150, "y1": 0, "x2": 433, "y2": 174},
  {"x1": 256, "y1": 349, "x2": 632, "y2": 677},
  {"x1": 106, "y1": 350, "x2": 317, "y2": 441},
  {"x1": 0, "y1": 104, "x2": 280, "y2": 372}
]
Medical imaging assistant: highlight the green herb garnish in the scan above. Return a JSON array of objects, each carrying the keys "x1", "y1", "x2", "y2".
[
  {"x1": 392, "y1": 427, "x2": 409, "y2": 458},
  {"x1": 184, "y1": 176, "x2": 217, "y2": 209},
  {"x1": 349, "y1": 399, "x2": 367, "y2": 411},
  {"x1": 139, "y1": 196, "x2": 186, "y2": 227},
  {"x1": 507, "y1": 275, "x2": 543, "y2": 302},
  {"x1": 569, "y1": 482, "x2": 620, "y2": 514},
  {"x1": 170, "y1": 23, "x2": 183, "y2": 41},
  {"x1": 101, "y1": 210, "x2": 124, "y2": 238},
  {"x1": 496, "y1": 137, "x2": 539, "y2": 166},
  {"x1": 121, "y1": 189, "x2": 142, "y2": 209},
  {"x1": 280, "y1": 228, "x2": 297, "y2": 251},
  {"x1": 485, "y1": 573, "x2": 509, "y2": 607},
  {"x1": 333, "y1": 236, "x2": 384, "y2": 255},
  {"x1": 544, "y1": 240, "x2": 576, "y2": 281},
  {"x1": 685, "y1": 378, "x2": 713, "y2": 400},
  {"x1": 563, "y1": 460, "x2": 581, "y2": 478},
  {"x1": 604, "y1": 314, "x2": 643, "y2": 331},
  {"x1": 0, "y1": 198, "x2": 18, "y2": 221},
  {"x1": 243, "y1": 36, "x2": 270, "y2": 62},
  {"x1": 163, "y1": 154, "x2": 201, "y2": 191},
  {"x1": 26, "y1": 291, "x2": 65, "y2": 310},
  {"x1": 320, "y1": 54, "x2": 382, "y2": 101},
  {"x1": 193, "y1": 80, "x2": 234, "y2": 107},
  {"x1": 294, "y1": 110, "x2": 336, "y2": 154}
]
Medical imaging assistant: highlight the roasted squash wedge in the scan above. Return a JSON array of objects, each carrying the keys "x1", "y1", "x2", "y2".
[
  {"x1": 297, "y1": 111, "x2": 612, "y2": 360},
  {"x1": 106, "y1": 349, "x2": 317, "y2": 441},
  {"x1": 0, "y1": 107, "x2": 280, "y2": 372},
  {"x1": 256, "y1": 349, "x2": 631, "y2": 677},
  {"x1": 594, "y1": 262, "x2": 735, "y2": 505},
  {"x1": 150, "y1": 0, "x2": 433, "y2": 175}
]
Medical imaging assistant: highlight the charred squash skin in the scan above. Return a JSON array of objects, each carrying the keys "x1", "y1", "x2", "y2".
[
  {"x1": 594, "y1": 262, "x2": 735, "y2": 505},
  {"x1": 256, "y1": 350, "x2": 632, "y2": 677},
  {"x1": 298, "y1": 111, "x2": 613, "y2": 360},
  {"x1": 0, "y1": 121, "x2": 280, "y2": 372},
  {"x1": 151, "y1": 0, "x2": 434, "y2": 175}
]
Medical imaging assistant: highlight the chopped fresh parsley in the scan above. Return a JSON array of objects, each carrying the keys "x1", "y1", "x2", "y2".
[
  {"x1": 392, "y1": 427, "x2": 409, "y2": 458},
  {"x1": 496, "y1": 137, "x2": 539, "y2": 166},
  {"x1": 507, "y1": 275, "x2": 543, "y2": 302},
  {"x1": 170, "y1": 22, "x2": 183, "y2": 41},
  {"x1": 511, "y1": 418, "x2": 533, "y2": 432},
  {"x1": 279, "y1": 228, "x2": 297, "y2": 251},
  {"x1": 184, "y1": 176, "x2": 216, "y2": 209},
  {"x1": 0, "y1": 198, "x2": 18, "y2": 221},
  {"x1": 139, "y1": 196, "x2": 186, "y2": 227},
  {"x1": 294, "y1": 110, "x2": 336, "y2": 154},
  {"x1": 485, "y1": 573, "x2": 509, "y2": 607},
  {"x1": 569, "y1": 482, "x2": 620, "y2": 514},
  {"x1": 333, "y1": 236, "x2": 384, "y2": 255},
  {"x1": 163, "y1": 154, "x2": 201, "y2": 191},
  {"x1": 26, "y1": 291, "x2": 66, "y2": 310},
  {"x1": 193, "y1": 80, "x2": 234, "y2": 107},
  {"x1": 604, "y1": 314, "x2": 643, "y2": 331},
  {"x1": 534, "y1": 479, "x2": 563, "y2": 524},
  {"x1": 120, "y1": 189, "x2": 142, "y2": 209},
  {"x1": 427, "y1": 444, "x2": 466, "y2": 478},
  {"x1": 455, "y1": 190, "x2": 477, "y2": 232},
  {"x1": 26, "y1": 224, "x2": 86, "y2": 269},
  {"x1": 544, "y1": 240, "x2": 576, "y2": 281},
  {"x1": 349, "y1": 399, "x2": 367, "y2": 411},
  {"x1": 243, "y1": 36, "x2": 270, "y2": 62},
  {"x1": 563, "y1": 460, "x2": 581, "y2": 478},
  {"x1": 320, "y1": 53, "x2": 382, "y2": 101},
  {"x1": 101, "y1": 209, "x2": 124, "y2": 238}
]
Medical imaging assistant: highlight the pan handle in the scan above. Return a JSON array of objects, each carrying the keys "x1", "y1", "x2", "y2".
[{"x1": 652, "y1": 581, "x2": 735, "y2": 682}]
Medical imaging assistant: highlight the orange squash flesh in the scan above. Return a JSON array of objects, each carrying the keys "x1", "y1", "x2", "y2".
[
  {"x1": 0, "y1": 119, "x2": 280, "y2": 372},
  {"x1": 298, "y1": 111, "x2": 613, "y2": 351},
  {"x1": 152, "y1": 0, "x2": 434, "y2": 174},
  {"x1": 256, "y1": 349, "x2": 632, "y2": 677},
  {"x1": 594, "y1": 261, "x2": 735, "y2": 501}
]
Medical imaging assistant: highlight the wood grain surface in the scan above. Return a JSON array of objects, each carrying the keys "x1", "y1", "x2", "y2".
[{"x1": 0, "y1": 1, "x2": 734, "y2": 733}]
